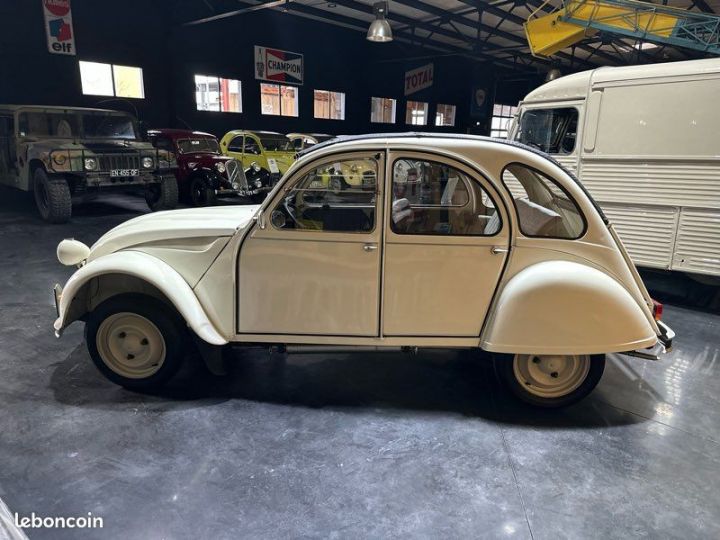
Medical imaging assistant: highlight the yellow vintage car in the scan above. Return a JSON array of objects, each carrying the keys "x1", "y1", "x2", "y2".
[
  {"x1": 219, "y1": 130, "x2": 295, "y2": 177},
  {"x1": 286, "y1": 133, "x2": 333, "y2": 151}
]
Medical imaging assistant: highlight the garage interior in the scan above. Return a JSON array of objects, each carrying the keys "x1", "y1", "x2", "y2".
[{"x1": 1, "y1": 1, "x2": 720, "y2": 539}]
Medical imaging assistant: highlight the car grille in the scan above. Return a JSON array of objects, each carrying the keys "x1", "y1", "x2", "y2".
[
  {"x1": 226, "y1": 159, "x2": 247, "y2": 188},
  {"x1": 97, "y1": 154, "x2": 140, "y2": 171}
]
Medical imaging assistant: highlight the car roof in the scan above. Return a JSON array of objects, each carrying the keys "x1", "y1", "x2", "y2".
[
  {"x1": 224, "y1": 130, "x2": 285, "y2": 137},
  {"x1": 0, "y1": 104, "x2": 129, "y2": 114},
  {"x1": 147, "y1": 128, "x2": 216, "y2": 139}
]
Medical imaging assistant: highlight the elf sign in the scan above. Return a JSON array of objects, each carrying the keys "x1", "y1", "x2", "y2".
[
  {"x1": 254, "y1": 46, "x2": 303, "y2": 85},
  {"x1": 43, "y1": 0, "x2": 76, "y2": 55},
  {"x1": 404, "y1": 63, "x2": 433, "y2": 96}
]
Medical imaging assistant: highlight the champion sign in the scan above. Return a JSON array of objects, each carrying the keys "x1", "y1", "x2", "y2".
[
  {"x1": 254, "y1": 46, "x2": 303, "y2": 85},
  {"x1": 404, "y1": 63, "x2": 434, "y2": 96},
  {"x1": 43, "y1": 0, "x2": 76, "y2": 55}
]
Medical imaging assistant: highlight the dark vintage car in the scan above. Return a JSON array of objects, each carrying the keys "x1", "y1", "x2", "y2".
[{"x1": 147, "y1": 129, "x2": 270, "y2": 206}]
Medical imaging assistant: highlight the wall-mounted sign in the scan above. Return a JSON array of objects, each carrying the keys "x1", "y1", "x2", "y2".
[
  {"x1": 404, "y1": 63, "x2": 433, "y2": 96},
  {"x1": 470, "y1": 87, "x2": 488, "y2": 119},
  {"x1": 254, "y1": 46, "x2": 303, "y2": 85},
  {"x1": 43, "y1": 0, "x2": 76, "y2": 55}
]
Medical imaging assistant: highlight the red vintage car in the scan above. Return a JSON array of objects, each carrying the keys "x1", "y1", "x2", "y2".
[{"x1": 147, "y1": 129, "x2": 260, "y2": 206}]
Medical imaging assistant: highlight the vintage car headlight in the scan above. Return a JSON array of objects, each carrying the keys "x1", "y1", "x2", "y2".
[
  {"x1": 251, "y1": 161, "x2": 261, "y2": 172},
  {"x1": 215, "y1": 162, "x2": 226, "y2": 174},
  {"x1": 254, "y1": 179, "x2": 263, "y2": 189},
  {"x1": 142, "y1": 157, "x2": 154, "y2": 169},
  {"x1": 53, "y1": 153, "x2": 67, "y2": 166},
  {"x1": 232, "y1": 182, "x2": 241, "y2": 190},
  {"x1": 84, "y1": 158, "x2": 97, "y2": 171},
  {"x1": 57, "y1": 239, "x2": 90, "y2": 267}
]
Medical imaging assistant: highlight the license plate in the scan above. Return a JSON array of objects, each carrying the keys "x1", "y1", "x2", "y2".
[{"x1": 110, "y1": 168, "x2": 139, "y2": 177}]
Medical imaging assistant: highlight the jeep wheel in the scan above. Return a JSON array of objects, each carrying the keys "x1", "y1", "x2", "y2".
[
  {"x1": 145, "y1": 176, "x2": 179, "y2": 212},
  {"x1": 86, "y1": 294, "x2": 188, "y2": 390},
  {"x1": 189, "y1": 176, "x2": 217, "y2": 207},
  {"x1": 33, "y1": 168, "x2": 71, "y2": 223},
  {"x1": 494, "y1": 353, "x2": 605, "y2": 408}
]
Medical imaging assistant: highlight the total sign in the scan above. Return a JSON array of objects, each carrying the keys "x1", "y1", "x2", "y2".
[
  {"x1": 255, "y1": 46, "x2": 303, "y2": 85},
  {"x1": 404, "y1": 63, "x2": 433, "y2": 96},
  {"x1": 43, "y1": 0, "x2": 76, "y2": 55}
]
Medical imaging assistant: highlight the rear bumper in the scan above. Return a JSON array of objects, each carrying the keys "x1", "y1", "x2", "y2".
[{"x1": 622, "y1": 320, "x2": 674, "y2": 361}]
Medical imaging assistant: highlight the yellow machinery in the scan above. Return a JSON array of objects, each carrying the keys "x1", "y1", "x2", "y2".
[{"x1": 525, "y1": 0, "x2": 720, "y2": 57}]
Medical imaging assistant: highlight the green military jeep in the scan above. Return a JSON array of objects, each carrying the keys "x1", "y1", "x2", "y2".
[{"x1": 0, "y1": 105, "x2": 178, "y2": 223}]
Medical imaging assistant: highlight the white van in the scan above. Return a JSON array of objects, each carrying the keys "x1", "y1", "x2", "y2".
[{"x1": 509, "y1": 58, "x2": 720, "y2": 279}]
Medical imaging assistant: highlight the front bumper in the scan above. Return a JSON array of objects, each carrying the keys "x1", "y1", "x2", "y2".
[{"x1": 623, "y1": 320, "x2": 675, "y2": 361}]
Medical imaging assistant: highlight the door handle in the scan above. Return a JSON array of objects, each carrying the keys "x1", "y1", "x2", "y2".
[
  {"x1": 491, "y1": 246, "x2": 509, "y2": 255},
  {"x1": 363, "y1": 243, "x2": 378, "y2": 252}
]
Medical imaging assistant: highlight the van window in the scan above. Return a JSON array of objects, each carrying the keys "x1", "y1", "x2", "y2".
[
  {"x1": 502, "y1": 163, "x2": 585, "y2": 239},
  {"x1": 515, "y1": 108, "x2": 578, "y2": 155}
]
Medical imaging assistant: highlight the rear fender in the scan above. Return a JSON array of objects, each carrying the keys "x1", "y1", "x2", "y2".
[
  {"x1": 54, "y1": 251, "x2": 227, "y2": 345},
  {"x1": 481, "y1": 261, "x2": 656, "y2": 355}
]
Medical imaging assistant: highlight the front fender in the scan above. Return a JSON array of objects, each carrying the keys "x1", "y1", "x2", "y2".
[
  {"x1": 54, "y1": 251, "x2": 227, "y2": 346},
  {"x1": 481, "y1": 261, "x2": 656, "y2": 355}
]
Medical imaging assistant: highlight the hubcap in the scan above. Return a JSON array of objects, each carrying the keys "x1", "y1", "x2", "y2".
[
  {"x1": 513, "y1": 354, "x2": 591, "y2": 399},
  {"x1": 96, "y1": 313, "x2": 166, "y2": 379}
]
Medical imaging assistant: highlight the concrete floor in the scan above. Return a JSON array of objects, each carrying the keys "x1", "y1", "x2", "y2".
[{"x1": 1, "y1": 188, "x2": 719, "y2": 540}]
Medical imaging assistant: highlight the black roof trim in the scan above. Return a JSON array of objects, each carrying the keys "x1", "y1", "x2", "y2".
[{"x1": 296, "y1": 132, "x2": 607, "y2": 223}]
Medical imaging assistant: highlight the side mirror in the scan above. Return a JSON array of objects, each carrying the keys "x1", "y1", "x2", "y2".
[{"x1": 254, "y1": 208, "x2": 266, "y2": 230}]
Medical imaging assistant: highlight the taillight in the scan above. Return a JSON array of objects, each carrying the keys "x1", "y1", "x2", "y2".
[{"x1": 652, "y1": 299, "x2": 663, "y2": 321}]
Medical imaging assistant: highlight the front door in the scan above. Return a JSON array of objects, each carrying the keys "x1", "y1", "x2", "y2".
[
  {"x1": 238, "y1": 151, "x2": 383, "y2": 336},
  {"x1": 382, "y1": 152, "x2": 510, "y2": 337}
]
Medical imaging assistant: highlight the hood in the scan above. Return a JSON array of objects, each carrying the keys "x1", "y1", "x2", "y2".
[
  {"x1": 180, "y1": 153, "x2": 233, "y2": 166},
  {"x1": 265, "y1": 151, "x2": 295, "y2": 173},
  {"x1": 88, "y1": 205, "x2": 259, "y2": 261}
]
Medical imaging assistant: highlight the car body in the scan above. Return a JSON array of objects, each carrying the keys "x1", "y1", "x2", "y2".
[
  {"x1": 219, "y1": 130, "x2": 294, "y2": 197},
  {"x1": 287, "y1": 133, "x2": 333, "y2": 151},
  {"x1": 53, "y1": 133, "x2": 674, "y2": 407},
  {"x1": 0, "y1": 105, "x2": 177, "y2": 223},
  {"x1": 509, "y1": 57, "x2": 720, "y2": 279},
  {"x1": 147, "y1": 129, "x2": 262, "y2": 206}
]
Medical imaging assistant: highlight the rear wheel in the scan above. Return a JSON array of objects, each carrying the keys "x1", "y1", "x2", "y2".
[
  {"x1": 189, "y1": 175, "x2": 217, "y2": 207},
  {"x1": 33, "y1": 168, "x2": 71, "y2": 223},
  {"x1": 494, "y1": 353, "x2": 605, "y2": 408},
  {"x1": 145, "y1": 176, "x2": 179, "y2": 211},
  {"x1": 85, "y1": 294, "x2": 187, "y2": 390}
]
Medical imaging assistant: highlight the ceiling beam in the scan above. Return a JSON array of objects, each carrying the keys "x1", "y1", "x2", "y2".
[{"x1": 182, "y1": 0, "x2": 288, "y2": 26}]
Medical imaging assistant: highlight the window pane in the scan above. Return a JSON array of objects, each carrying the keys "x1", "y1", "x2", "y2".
[
  {"x1": 330, "y1": 91, "x2": 345, "y2": 120},
  {"x1": 314, "y1": 90, "x2": 329, "y2": 119},
  {"x1": 435, "y1": 104, "x2": 455, "y2": 126},
  {"x1": 280, "y1": 85, "x2": 299, "y2": 117},
  {"x1": 405, "y1": 101, "x2": 428, "y2": 126},
  {"x1": 221, "y1": 78, "x2": 242, "y2": 113},
  {"x1": 391, "y1": 159, "x2": 500, "y2": 236},
  {"x1": 371, "y1": 97, "x2": 396, "y2": 123},
  {"x1": 195, "y1": 75, "x2": 221, "y2": 111},
  {"x1": 113, "y1": 65, "x2": 144, "y2": 99},
  {"x1": 271, "y1": 158, "x2": 378, "y2": 232},
  {"x1": 261, "y1": 83, "x2": 281, "y2": 115},
  {"x1": 79, "y1": 61, "x2": 114, "y2": 96},
  {"x1": 515, "y1": 107, "x2": 578, "y2": 154},
  {"x1": 502, "y1": 164, "x2": 585, "y2": 239}
]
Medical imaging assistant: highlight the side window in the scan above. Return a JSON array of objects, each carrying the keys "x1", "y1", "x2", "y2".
[
  {"x1": 515, "y1": 108, "x2": 578, "y2": 155},
  {"x1": 391, "y1": 159, "x2": 501, "y2": 236},
  {"x1": 502, "y1": 163, "x2": 585, "y2": 239},
  {"x1": 244, "y1": 138, "x2": 261, "y2": 155},
  {"x1": 153, "y1": 137, "x2": 174, "y2": 152},
  {"x1": 227, "y1": 136, "x2": 244, "y2": 152},
  {"x1": 270, "y1": 157, "x2": 377, "y2": 233}
]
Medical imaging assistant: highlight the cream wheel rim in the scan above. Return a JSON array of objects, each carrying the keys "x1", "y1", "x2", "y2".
[
  {"x1": 96, "y1": 313, "x2": 166, "y2": 379},
  {"x1": 513, "y1": 354, "x2": 591, "y2": 399}
]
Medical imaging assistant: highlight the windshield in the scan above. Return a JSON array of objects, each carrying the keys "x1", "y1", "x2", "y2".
[
  {"x1": 177, "y1": 137, "x2": 220, "y2": 154},
  {"x1": 259, "y1": 135, "x2": 292, "y2": 152},
  {"x1": 514, "y1": 108, "x2": 578, "y2": 154},
  {"x1": 18, "y1": 110, "x2": 139, "y2": 139}
]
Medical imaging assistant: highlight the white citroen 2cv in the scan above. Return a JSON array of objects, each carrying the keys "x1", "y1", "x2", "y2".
[{"x1": 53, "y1": 134, "x2": 674, "y2": 407}]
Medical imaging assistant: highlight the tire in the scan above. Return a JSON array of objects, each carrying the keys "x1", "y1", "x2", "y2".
[
  {"x1": 33, "y1": 168, "x2": 71, "y2": 223},
  {"x1": 494, "y1": 353, "x2": 606, "y2": 408},
  {"x1": 189, "y1": 175, "x2": 217, "y2": 207},
  {"x1": 145, "y1": 176, "x2": 179, "y2": 212},
  {"x1": 85, "y1": 294, "x2": 188, "y2": 391}
]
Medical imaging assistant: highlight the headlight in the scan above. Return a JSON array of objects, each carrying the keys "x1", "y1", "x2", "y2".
[
  {"x1": 350, "y1": 164, "x2": 359, "y2": 173},
  {"x1": 57, "y1": 239, "x2": 90, "y2": 267},
  {"x1": 84, "y1": 158, "x2": 97, "y2": 171},
  {"x1": 254, "y1": 179, "x2": 263, "y2": 188},
  {"x1": 215, "y1": 162, "x2": 226, "y2": 174},
  {"x1": 53, "y1": 153, "x2": 66, "y2": 166},
  {"x1": 142, "y1": 157, "x2": 154, "y2": 169},
  {"x1": 232, "y1": 182, "x2": 240, "y2": 190},
  {"x1": 251, "y1": 161, "x2": 261, "y2": 172}
]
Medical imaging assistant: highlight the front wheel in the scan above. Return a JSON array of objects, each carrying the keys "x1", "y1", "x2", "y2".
[
  {"x1": 85, "y1": 294, "x2": 188, "y2": 390},
  {"x1": 33, "y1": 168, "x2": 71, "y2": 223},
  {"x1": 189, "y1": 176, "x2": 217, "y2": 207},
  {"x1": 145, "y1": 176, "x2": 179, "y2": 212},
  {"x1": 494, "y1": 353, "x2": 605, "y2": 408}
]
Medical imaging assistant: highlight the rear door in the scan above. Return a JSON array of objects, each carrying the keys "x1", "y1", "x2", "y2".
[{"x1": 382, "y1": 152, "x2": 510, "y2": 337}]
